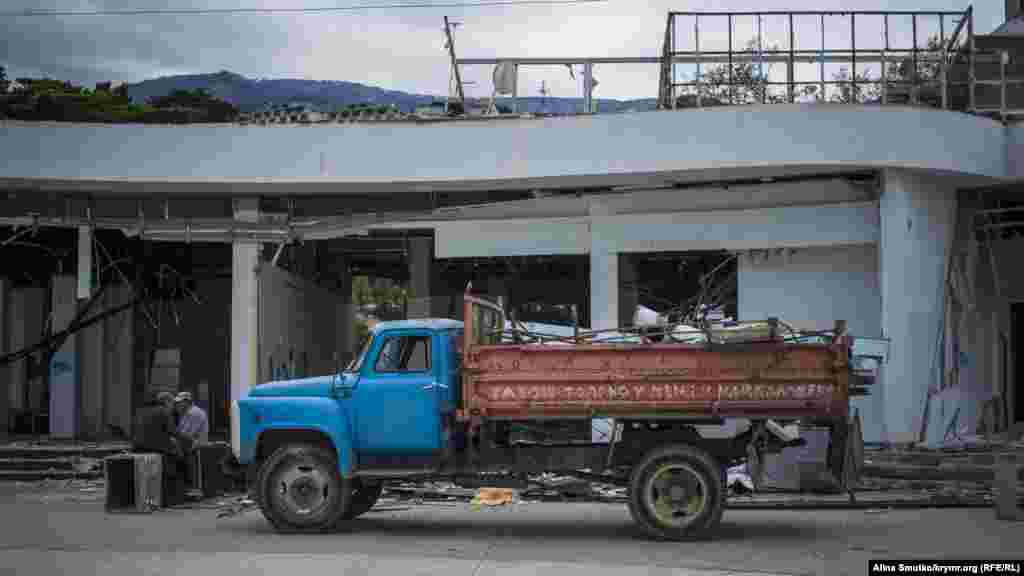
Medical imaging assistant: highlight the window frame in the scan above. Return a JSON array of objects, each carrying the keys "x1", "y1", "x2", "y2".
[{"x1": 372, "y1": 332, "x2": 433, "y2": 375}]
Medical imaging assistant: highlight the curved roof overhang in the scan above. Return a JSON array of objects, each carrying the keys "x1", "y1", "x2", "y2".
[{"x1": 0, "y1": 104, "x2": 1011, "y2": 198}]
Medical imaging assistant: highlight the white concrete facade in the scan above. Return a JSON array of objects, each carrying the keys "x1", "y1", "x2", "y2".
[{"x1": 1, "y1": 105, "x2": 1020, "y2": 443}]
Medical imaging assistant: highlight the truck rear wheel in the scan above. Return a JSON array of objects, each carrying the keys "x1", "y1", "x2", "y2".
[
  {"x1": 256, "y1": 443, "x2": 352, "y2": 533},
  {"x1": 628, "y1": 444, "x2": 725, "y2": 541},
  {"x1": 343, "y1": 481, "x2": 384, "y2": 520}
]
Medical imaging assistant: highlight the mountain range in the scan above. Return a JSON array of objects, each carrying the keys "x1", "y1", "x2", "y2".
[{"x1": 125, "y1": 70, "x2": 659, "y2": 115}]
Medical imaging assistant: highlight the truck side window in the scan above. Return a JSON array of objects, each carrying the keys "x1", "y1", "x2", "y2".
[{"x1": 374, "y1": 335, "x2": 431, "y2": 373}]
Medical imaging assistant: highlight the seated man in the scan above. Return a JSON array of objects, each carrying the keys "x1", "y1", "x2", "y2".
[
  {"x1": 132, "y1": 391, "x2": 185, "y2": 507},
  {"x1": 174, "y1": 392, "x2": 209, "y2": 498}
]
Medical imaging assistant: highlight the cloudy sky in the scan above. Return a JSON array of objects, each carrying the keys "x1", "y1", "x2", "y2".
[{"x1": 0, "y1": 0, "x2": 1007, "y2": 101}]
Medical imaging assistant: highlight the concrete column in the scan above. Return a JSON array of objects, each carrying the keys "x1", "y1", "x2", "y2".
[
  {"x1": 8, "y1": 289, "x2": 26, "y2": 413},
  {"x1": 104, "y1": 284, "x2": 133, "y2": 437},
  {"x1": 589, "y1": 202, "x2": 618, "y2": 331},
  {"x1": 230, "y1": 198, "x2": 260, "y2": 421},
  {"x1": 0, "y1": 278, "x2": 7, "y2": 440},
  {"x1": 589, "y1": 202, "x2": 618, "y2": 444},
  {"x1": 407, "y1": 237, "x2": 434, "y2": 319},
  {"x1": 337, "y1": 255, "x2": 353, "y2": 365},
  {"x1": 618, "y1": 254, "x2": 638, "y2": 328},
  {"x1": 50, "y1": 275, "x2": 79, "y2": 438},
  {"x1": 879, "y1": 170, "x2": 957, "y2": 444}
]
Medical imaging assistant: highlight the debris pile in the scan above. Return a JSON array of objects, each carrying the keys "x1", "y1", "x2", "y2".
[
  {"x1": 854, "y1": 442, "x2": 1024, "y2": 509},
  {"x1": 215, "y1": 495, "x2": 258, "y2": 518}
]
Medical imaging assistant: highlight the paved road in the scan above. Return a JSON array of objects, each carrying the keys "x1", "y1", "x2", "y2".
[{"x1": 1, "y1": 485, "x2": 1022, "y2": 576}]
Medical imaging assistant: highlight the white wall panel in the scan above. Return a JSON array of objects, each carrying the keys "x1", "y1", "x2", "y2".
[
  {"x1": 600, "y1": 202, "x2": 879, "y2": 253},
  {"x1": 435, "y1": 219, "x2": 590, "y2": 258}
]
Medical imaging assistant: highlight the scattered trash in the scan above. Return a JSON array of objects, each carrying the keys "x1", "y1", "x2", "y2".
[
  {"x1": 471, "y1": 487, "x2": 516, "y2": 508},
  {"x1": 727, "y1": 465, "x2": 755, "y2": 494},
  {"x1": 71, "y1": 457, "x2": 102, "y2": 474},
  {"x1": 215, "y1": 495, "x2": 259, "y2": 518},
  {"x1": 368, "y1": 506, "x2": 413, "y2": 513}
]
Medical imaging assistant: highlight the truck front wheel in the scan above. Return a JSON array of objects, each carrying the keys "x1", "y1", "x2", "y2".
[
  {"x1": 256, "y1": 443, "x2": 352, "y2": 533},
  {"x1": 628, "y1": 444, "x2": 725, "y2": 541}
]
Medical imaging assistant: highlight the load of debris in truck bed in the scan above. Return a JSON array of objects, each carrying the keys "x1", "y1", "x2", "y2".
[{"x1": 497, "y1": 315, "x2": 885, "y2": 398}]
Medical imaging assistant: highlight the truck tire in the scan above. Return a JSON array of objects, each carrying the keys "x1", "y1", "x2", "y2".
[
  {"x1": 255, "y1": 443, "x2": 352, "y2": 533},
  {"x1": 627, "y1": 444, "x2": 725, "y2": 541},
  {"x1": 343, "y1": 481, "x2": 384, "y2": 520}
]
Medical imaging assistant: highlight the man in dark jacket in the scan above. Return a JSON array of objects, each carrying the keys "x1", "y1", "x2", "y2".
[{"x1": 132, "y1": 391, "x2": 184, "y2": 507}]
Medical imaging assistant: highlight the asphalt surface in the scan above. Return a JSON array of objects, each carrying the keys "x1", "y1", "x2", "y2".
[{"x1": 1, "y1": 483, "x2": 1022, "y2": 576}]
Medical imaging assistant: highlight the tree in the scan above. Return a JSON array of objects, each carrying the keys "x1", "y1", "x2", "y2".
[
  {"x1": 678, "y1": 38, "x2": 788, "y2": 108},
  {"x1": 0, "y1": 65, "x2": 7, "y2": 91},
  {"x1": 148, "y1": 88, "x2": 238, "y2": 122},
  {"x1": 827, "y1": 35, "x2": 946, "y2": 105},
  {"x1": 676, "y1": 34, "x2": 947, "y2": 108}
]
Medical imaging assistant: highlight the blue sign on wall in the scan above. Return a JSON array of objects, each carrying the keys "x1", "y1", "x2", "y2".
[{"x1": 49, "y1": 350, "x2": 79, "y2": 438}]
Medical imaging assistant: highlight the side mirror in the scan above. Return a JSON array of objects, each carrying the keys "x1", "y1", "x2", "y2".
[{"x1": 331, "y1": 373, "x2": 355, "y2": 399}]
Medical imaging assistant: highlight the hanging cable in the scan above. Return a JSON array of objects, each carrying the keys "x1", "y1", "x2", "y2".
[{"x1": 2, "y1": 0, "x2": 606, "y2": 17}]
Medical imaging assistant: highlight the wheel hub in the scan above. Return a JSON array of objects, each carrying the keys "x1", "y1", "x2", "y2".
[
  {"x1": 276, "y1": 462, "x2": 328, "y2": 516},
  {"x1": 645, "y1": 463, "x2": 708, "y2": 528}
]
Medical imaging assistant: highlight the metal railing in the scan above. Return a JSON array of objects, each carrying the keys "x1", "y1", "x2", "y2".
[
  {"x1": 660, "y1": 8, "x2": 977, "y2": 111},
  {"x1": 656, "y1": 6, "x2": 1024, "y2": 120}
]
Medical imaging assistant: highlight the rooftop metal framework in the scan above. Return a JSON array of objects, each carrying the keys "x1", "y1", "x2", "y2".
[
  {"x1": 658, "y1": 6, "x2": 1024, "y2": 121},
  {"x1": 454, "y1": 5, "x2": 1023, "y2": 121}
]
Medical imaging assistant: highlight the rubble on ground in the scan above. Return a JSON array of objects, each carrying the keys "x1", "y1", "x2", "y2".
[
  {"x1": 12, "y1": 477, "x2": 108, "y2": 503},
  {"x1": 215, "y1": 495, "x2": 258, "y2": 518}
]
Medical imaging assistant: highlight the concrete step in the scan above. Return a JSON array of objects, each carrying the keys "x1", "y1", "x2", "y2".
[
  {"x1": 0, "y1": 458, "x2": 78, "y2": 471},
  {"x1": 0, "y1": 469, "x2": 104, "y2": 482}
]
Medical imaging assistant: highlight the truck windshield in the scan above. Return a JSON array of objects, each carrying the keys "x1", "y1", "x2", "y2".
[{"x1": 345, "y1": 334, "x2": 373, "y2": 373}]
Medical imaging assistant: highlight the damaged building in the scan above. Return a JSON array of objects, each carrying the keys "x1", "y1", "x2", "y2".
[{"x1": 1, "y1": 4, "x2": 1024, "y2": 449}]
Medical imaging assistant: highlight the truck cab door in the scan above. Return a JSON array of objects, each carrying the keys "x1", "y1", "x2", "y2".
[{"x1": 353, "y1": 330, "x2": 442, "y2": 460}]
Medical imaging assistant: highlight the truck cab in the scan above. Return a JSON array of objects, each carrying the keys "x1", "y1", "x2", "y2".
[
  {"x1": 231, "y1": 319, "x2": 465, "y2": 531},
  {"x1": 234, "y1": 318, "x2": 463, "y2": 472}
]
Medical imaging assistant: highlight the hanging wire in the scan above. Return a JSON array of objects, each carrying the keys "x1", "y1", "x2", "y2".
[{"x1": 1, "y1": 0, "x2": 607, "y2": 17}]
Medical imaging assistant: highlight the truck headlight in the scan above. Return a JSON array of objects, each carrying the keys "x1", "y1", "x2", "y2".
[{"x1": 231, "y1": 400, "x2": 241, "y2": 459}]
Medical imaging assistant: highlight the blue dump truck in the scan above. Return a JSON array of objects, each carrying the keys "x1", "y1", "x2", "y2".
[{"x1": 229, "y1": 290, "x2": 862, "y2": 540}]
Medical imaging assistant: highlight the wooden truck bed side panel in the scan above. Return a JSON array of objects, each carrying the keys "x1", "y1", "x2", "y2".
[
  {"x1": 459, "y1": 292, "x2": 850, "y2": 421},
  {"x1": 463, "y1": 344, "x2": 849, "y2": 420}
]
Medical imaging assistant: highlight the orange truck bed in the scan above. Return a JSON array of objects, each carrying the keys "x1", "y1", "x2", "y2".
[{"x1": 459, "y1": 292, "x2": 851, "y2": 422}]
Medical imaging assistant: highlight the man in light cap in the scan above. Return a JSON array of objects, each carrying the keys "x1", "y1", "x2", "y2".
[{"x1": 174, "y1": 391, "x2": 209, "y2": 497}]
